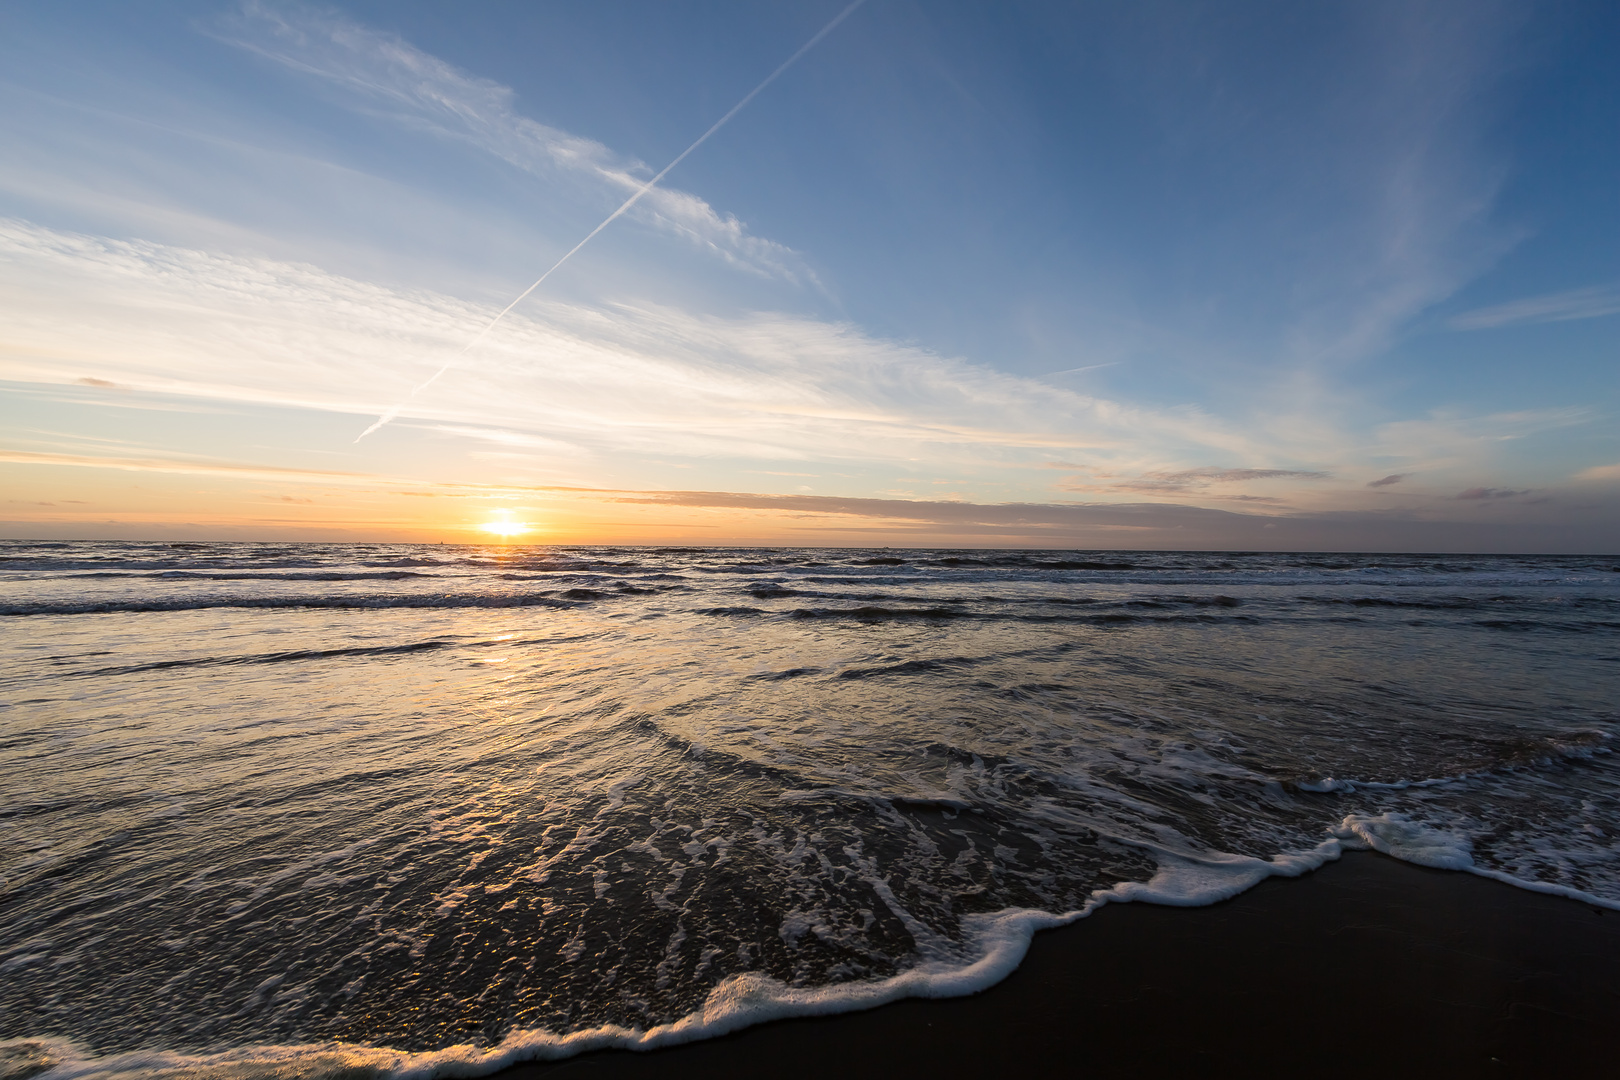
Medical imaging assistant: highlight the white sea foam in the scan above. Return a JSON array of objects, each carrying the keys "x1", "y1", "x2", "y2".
[
  {"x1": 1089, "y1": 840, "x2": 1347, "y2": 907},
  {"x1": 6, "y1": 826, "x2": 1615, "y2": 1080},
  {"x1": 1331, "y1": 812, "x2": 1477, "y2": 869},
  {"x1": 8, "y1": 841, "x2": 1363, "y2": 1080},
  {"x1": 1333, "y1": 812, "x2": 1620, "y2": 910}
]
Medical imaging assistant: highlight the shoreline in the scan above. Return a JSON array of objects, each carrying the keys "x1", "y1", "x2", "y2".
[
  {"x1": 503, "y1": 852, "x2": 1619, "y2": 1077},
  {"x1": 8, "y1": 853, "x2": 1619, "y2": 1079}
]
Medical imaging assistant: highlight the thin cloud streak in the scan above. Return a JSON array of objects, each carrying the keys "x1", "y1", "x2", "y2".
[
  {"x1": 1060, "y1": 466, "x2": 1330, "y2": 496},
  {"x1": 1245, "y1": 3, "x2": 1524, "y2": 368},
  {"x1": 1449, "y1": 283, "x2": 1620, "y2": 330},
  {"x1": 0, "y1": 448, "x2": 367, "y2": 482},
  {"x1": 1455, "y1": 486, "x2": 1529, "y2": 500},
  {"x1": 0, "y1": 218, "x2": 1272, "y2": 475},
  {"x1": 223, "y1": 2, "x2": 821, "y2": 284},
  {"x1": 351, "y1": 0, "x2": 867, "y2": 442}
]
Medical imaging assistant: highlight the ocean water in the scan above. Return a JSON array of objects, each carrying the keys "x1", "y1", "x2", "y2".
[{"x1": 2, "y1": 541, "x2": 1617, "y2": 1077}]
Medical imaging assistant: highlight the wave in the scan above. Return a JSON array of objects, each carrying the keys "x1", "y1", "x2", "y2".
[
  {"x1": 9, "y1": 567, "x2": 1618, "y2": 595},
  {"x1": 1294, "y1": 593, "x2": 1601, "y2": 610},
  {"x1": 830, "y1": 555, "x2": 1143, "y2": 570},
  {"x1": 0, "y1": 554, "x2": 642, "y2": 576},
  {"x1": 789, "y1": 605, "x2": 971, "y2": 621},
  {"x1": 742, "y1": 585, "x2": 1244, "y2": 608},
  {"x1": 149, "y1": 571, "x2": 435, "y2": 582},
  {"x1": 59, "y1": 639, "x2": 536, "y2": 678},
  {"x1": 1291, "y1": 730, "x2": 1612, "y2": 793},
  {"x1": 26, "y1": 571, "x2": 452, "y2": 582},
  {"x1": 10, "y1": 593, "x2": 1609, "y2": 634},
  {"x1": 835, "y1": 656, "x2": 981, "y2": 680},
  {"x1": 747, "y1": 666, "x2": 824, "y2": 681},
  {"x1": 0, "y1": 560, "x2": 334, "y2": 574},
  {"x1": 701, "y1": 589, "x2": 1612, "y2": 632},
  {"x1": 693, "y1": 605, "x2": 770, "y2": 617},
  {"x1": 0, "y1": 593, "x2": 589, "y2": 617},
  {"x1": 1473, "y1": 618, "x2": 1620, "y2": 633},
  {"x1": 925, "y1": 557, "x2": 1141, "y2": 570},
  {"x1": 698, "y1": 604, "x2": 1260, "y2": 626}
]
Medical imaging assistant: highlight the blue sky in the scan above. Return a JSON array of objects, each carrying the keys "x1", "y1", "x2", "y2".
[{"x1": 1, "y1": 0, "x2": 1616, "y2": 548}]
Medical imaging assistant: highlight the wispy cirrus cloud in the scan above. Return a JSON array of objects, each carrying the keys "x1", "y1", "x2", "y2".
[
  {"x1": 5, "y1": 218, "x2": 1609, "y2": 525},
  {"x1": 1449, "y1": 283, "x2": 1620, "y2": 330},
  {"x1": 1061, "y1": 466, "x2": 1329, "y2": 497},
  {"x1": 0, "y1": 218, "x2": 1268, "y2": 480},
  {"x1": 1139, "y1": 466, "x2": 1329, "y2": 487},
  {"x1": 1248, "y1": 4, "x2": 1525, "y2": 368},
  {"x1": 0, "y1": 448, "x2": 366, "y2": 483},
  {"x1": 218, "y1": 2, "x2": 815, "y2": 285},
  {"x1": 1369, "y1": 407, "x2": 1593, "y2": 467},
  {"x1": 1455, "y1": 486, "x2": 1529, "y2": 500}
]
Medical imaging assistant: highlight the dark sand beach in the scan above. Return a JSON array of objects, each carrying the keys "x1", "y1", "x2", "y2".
[{"x1": 517, "y1": 852, "x2": 1619, "y2": 1078}]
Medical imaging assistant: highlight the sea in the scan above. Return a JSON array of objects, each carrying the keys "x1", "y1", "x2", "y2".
[{"x1": 2, "y1": 541, "x2": 1618, "y2": 1078}]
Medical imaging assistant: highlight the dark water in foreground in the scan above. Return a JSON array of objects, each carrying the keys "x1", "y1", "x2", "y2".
[{"x1": 2, "y1": 542, "x2": 1617, "y2": 1077}]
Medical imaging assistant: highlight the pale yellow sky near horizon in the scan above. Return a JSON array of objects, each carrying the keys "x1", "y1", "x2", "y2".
[{"x1": 6, "y1": 434, "x2": 1616, "y2": 551}]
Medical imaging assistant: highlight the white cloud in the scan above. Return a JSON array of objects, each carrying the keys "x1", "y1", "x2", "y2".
[
  {"x1": 0, "y1": 448, "x2": 365, "y2": 483},
  {"x1": 219, "y1": 2, "x2": 814, "y2": 285},
  {"x1": 5, "y1": 217, "x2": 1606, "y2": 521},
  {"x1": 1449, "y1": 283, "x2": 1620, "y2": 330},
  {"x1": 0, "y1": 218, "x2": 1279, "y2": 482},
  {"x1": 1574, "y1": 463, "x2": 1620, "y2": 482},
  {"x1": 1276, "y1": 5, "x2": 1523, "y2": 366},
  {"x1": 1371, "y1": 407, "x2": 1593, "y2": 465}
]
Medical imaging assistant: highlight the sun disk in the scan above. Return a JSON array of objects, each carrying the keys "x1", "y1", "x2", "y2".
[{"x1": 480, "y1": 520, "x2": 529, "y2": 538}]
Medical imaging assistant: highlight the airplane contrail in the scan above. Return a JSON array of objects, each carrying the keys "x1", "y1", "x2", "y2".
[{"x1": 356, "y1": 0, "x2": 868, "y2": 442}]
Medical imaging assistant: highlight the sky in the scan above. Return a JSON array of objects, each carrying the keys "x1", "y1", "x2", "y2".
[{"x1": 1, "y1": 0, "x2": 1617, "y2": 550}]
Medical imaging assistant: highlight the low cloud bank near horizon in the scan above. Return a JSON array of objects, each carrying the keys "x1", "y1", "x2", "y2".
[
  {"x1": 5, "y1": 481, "x2": 1616, "y2": 551},
  {"x1": 4, "y1": 436, "x2": 1618, "y2": 549},
  {"x1": 595, "y1": 487, "x2": 1620, "y2": 552}
]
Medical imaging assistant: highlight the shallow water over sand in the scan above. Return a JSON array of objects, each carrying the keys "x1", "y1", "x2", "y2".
[{"x1": 2, "y1": 542, "x2": 1617, "y2": 1071}]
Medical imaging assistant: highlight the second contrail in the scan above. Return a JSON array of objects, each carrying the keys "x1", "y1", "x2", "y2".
[{"x1": 355, "y1": 0, "x2": 867, "y2": 442}]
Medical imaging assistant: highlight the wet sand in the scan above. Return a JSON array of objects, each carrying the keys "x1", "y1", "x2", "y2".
[{"x1": 509, "y1": 852, "x2": 1619, "y2": 1078}]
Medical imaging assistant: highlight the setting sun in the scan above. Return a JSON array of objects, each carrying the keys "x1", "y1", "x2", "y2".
[{"x1": 479, "y1": 511, "x2": 529, "y2": 539}]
